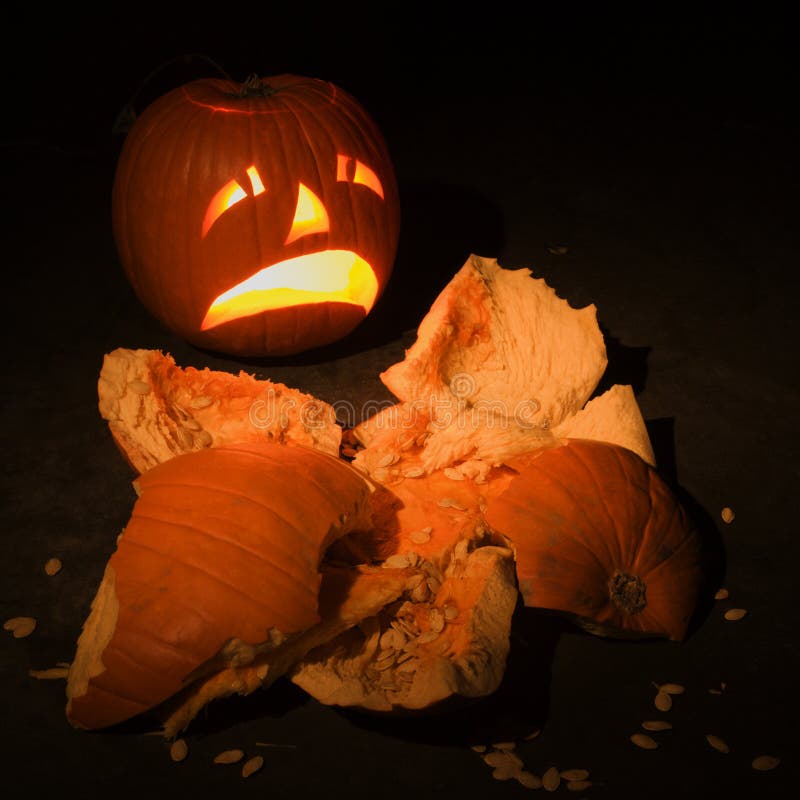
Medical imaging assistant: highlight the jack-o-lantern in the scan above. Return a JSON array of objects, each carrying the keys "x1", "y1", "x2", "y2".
[{"x1": 112, "y1": 74, "x2": 400, "y2": 357}]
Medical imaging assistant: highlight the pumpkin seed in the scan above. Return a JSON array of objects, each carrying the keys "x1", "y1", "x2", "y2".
[
  {"x1": 242, "y1": 755, "x2": 264, "y2": 778},
  {"x1": 470, "y1": 745, "x2": 487, "y2": 753},
  {"x1": 655, "y1": 691, "x2": 672, "y2": 711},
  {"x1": 384, "y1": 554, "x2": 410, "y2": 569},
  {"x1": 190, "y1": 395, "x2": 213, "y2": 409},
  {"x1": 426, "y1": 576, "x2": 442, "y2": 595},
  {"x1": 751, "y1": 755, "x2": 780, "y2": 771},
  {"x1": 492, "y1": 741, "x2": 516, "y2": 751},
  {"x1": 706, "y1": 734, "x2": 730, "y2": 753},
  {"x1": 542, "y1": 766, "x2": 561, "y2": 791},
  {"x1": 560, "y1": 769, "x2": 590, "y2": 781},
  {"x1": 444, "y1": 467, "x2": 464, "y2": 481},
  {"x1": 523, "y1": 728, "x2": 542, "y2": 740},
  {"x1": 411, "y1": 581, "x2": 430, "y2": 603},
  {"x1": 437, "y1": 497, "x2": 466, "y2": 510},
  {"x1": 658, "y1": 683, "x2": 686, "y2": 695},
  {"x1": 642, "y1": 720, "x2": 673, "y2": 731},
  {"x1": 416, "y1": 630, "x2": 440, "y2": 645},
  {"x1": 128, "y1": 379, "x2": 151, "y2": 395},
  {"x1": 721, "y1": 507, "x2": 735, "y2": 523},
  {"x1": 175, "y1": 427, "x2": 194, "y2": 449},
  {"x1": 403, "y1": 467, "x2": 425, "y2": 478},
  {"x1": 28, "y1": 666, "x2": 70, "y2": 680},
  {"x1": 444, "y1": 605, "x2": 459, "y2": 620},
  {"x1": 714, "y1": 587, "x2": 729, "y2": 600},
  {"x1": 170, "y1": 739, "x2": 188, "y2": 762},
  {"x1": 3, "y1": 616, "x2": 36, "y2": 638},
  {"x1": 724, "y1": 608, "x2": 747, "y2": 621},
  {"x1": 492, "y1": 764, "x2": 520, "y2": 781},
  {"x1": 183, "y1": 418, "x2": 202, "y2": 431},
  {"x1": 377, "y1": 452, "x2": 399, "y2": 468},
  {"x1": 196, "y1": 430, "x2": 213, "y2": 448},
  {"x1": 566, "y1": 780, "x2": 593, "y2": 792},
  {"x1": 44, "y1": 558, "x2": 62, "y2": 576},
  {"x1": 630, "y1": 733, "x2": 658, "y2": 750},
  {"x1": 214, "y1": 749, "x2": 245, "y2": 764},
  {"x1": 429, "y1": 608, "x2": 445, "y2": 633},
  {"x1": 409, "y1": 528, "x2": 432, "y2": 544},
  {"x1": 517, "y1": 771, "x2": 543, "y2": 789}
]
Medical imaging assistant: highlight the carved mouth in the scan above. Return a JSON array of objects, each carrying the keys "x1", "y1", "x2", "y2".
[{"x1": 201, "y1": 250, "x2": 379, "y2": 331}]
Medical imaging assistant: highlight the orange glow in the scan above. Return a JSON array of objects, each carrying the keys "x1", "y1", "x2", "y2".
[
  {"x1": 246, "y1": 165, "x2": 266, "y2": 196},
  {"x1": 200, "y1": 250, "x2": 379, "y2": 330},
  {"x1": 336, "y1": 154, "x2": 384, "y2": 198},
  {"x1": 202, "y1": 179, "x2": 248, "y2": 238},
  {"x1": 284, "y1": 183, "x2": 330, "y2": 244}
]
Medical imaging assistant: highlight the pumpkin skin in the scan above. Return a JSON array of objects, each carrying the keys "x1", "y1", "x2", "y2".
[
  {"x1": 485, "y1": 439, "x2": 703, "y2": 641},
  {"x1": 66, "y1": 442, "x2": 374, "y2": 730},
  {"x1": 112, "y1": 74, "x2": 400, "y2": 357}
]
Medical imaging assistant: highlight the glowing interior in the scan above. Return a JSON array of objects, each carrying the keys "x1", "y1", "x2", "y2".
[
  {"x1": 202, "y1": 179, "x2": 248, "y2": 238},
  {"x1": 200, "y1": 250, "x2": 379, "y2": 330},
  {"x1": 246, "y1": 166, "x2": 266, "y2": 195},
  {"x1": 285, "y1": 184, "x2": 330, "y2": 244},
  {"x1": 336, "y1": 154, "x2": 384, "y2": 198}
]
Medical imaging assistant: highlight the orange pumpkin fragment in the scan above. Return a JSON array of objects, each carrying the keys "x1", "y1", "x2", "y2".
[{"x1": 486, "y1": 439, "x2": 703, "y2": 640}]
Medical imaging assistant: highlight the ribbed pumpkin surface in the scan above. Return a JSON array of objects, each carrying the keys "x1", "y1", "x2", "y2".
[
  {"x1": 486, "y1": 439, "x2": 702, "y2": 640},
  {"x1": 66, "y1": 442, "x2": 373, "y2": 729}
]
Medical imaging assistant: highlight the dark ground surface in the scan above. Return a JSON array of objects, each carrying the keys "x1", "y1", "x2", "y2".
[{"x1": 1, "y1": 8, "x2": 798, "y2": 799}]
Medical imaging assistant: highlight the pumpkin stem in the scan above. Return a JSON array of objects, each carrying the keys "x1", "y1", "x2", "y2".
[
  {"x1": 234, "y1": 74, "x2": 279, "y2": 98},
  {"x1": 609, "y1": 570, "x2": 647, "y2": 615}
]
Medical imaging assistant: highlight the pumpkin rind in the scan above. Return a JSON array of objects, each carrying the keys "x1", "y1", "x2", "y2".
[
  {"x1": 485, "y1": 439, "x2": 703, "y2": 641},
  {"x1": 66, "y1": 442, "x2": 374, "y2": 730},
  {"x1": 112, "y1": 75, "x2": 400, "y2": 356}
]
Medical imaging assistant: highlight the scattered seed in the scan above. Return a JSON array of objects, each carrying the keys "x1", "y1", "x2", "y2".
[
  {"x1": 28, "y1": 666, "x2": 70, "y2": 680},
  {"x1": 256, "y1": 664, "x2": 269, "y2": 681},
  {"x1": 706, "y1": 734, "x2": 730, "y2": 753},
  {"x1": 752, "y1": 755, "x2": 780, "y2": 771},
  {"x1": 170, "y1": 739, "x2": 188, "y2": 762},
  {"x1": 196, "y1": 430, "x2": 213, "y2": 448},
  {"x1": 128, "y1": 379, "x2": 151, "y2": 395},
  {"x1": 411, "y1": 581, "x2": 430, "y2": 603},
  {"x1": 453, "y1": 538, "x2": 470, "y2": 563},
  {"x1": 724, "y1": 608, "x2": 748, "y2": 621},
  {"x1": 416, "y1": 630, "x2": 440, "y2": 644},
  {"x1": 721, "y1": 507, "x2": 735, "y2": 523},
  {"x1": 384, "y1": 554, "x2": 410, "y2": 569},
  {"x1": 242, "y1": 755, "x2": 264, "y2": 778},
  {"x1": 429, "y1": 608, "x2": 445, "y2": 633},
  {"x1": 631, "y1": 733, "x2": 658, "y2": 750},
  {"x1": 642, "y1": 720, "x2": 673, "y2": 731},
  {"x1": 566, "y1": 780, "x2": 593, "y2": 792},
  {"x1": 560, "y1": 769, "x2": 590, "y2": 781},
  {"x1": 658, "y1": 683, "x2": 686, "y2": 695},
  {"x1": 214, "y1": 749, "x2": 245, "y2": 764},
  {"x1": 547, "y1": 245, "x2": 569, "y2": 255},
  {"x1": 44, "y1": 558, "x2": 62, "y2": 576},
  {"x1": 492, "y1": 742, "x2": 516, "y2": 751},
  {"x1": 444, "y1": 467, "x2": 465, "y2": 481},
  {"x1": 426, "y1": 576, "x2": 441, "y2": 595},
  {"x1": 517, "y1": 771, "x2": 543, "y2": 789},
  {"x1": 714, "y1": 587, "x2": 729, "y2": 600},
  {"x1": 492, "y1": 764, "x2": 520, "y2": 781},
  {"x1": 444, "y1": 604, "x2": 459, "y2": 620},
  {"x1": 3, "y1": 617, "x2": 36, "y2": 638},
  {"x1": 523, "y1": 728, "x2": 542, "y2": 740},
  {"x1": 437, "y1": 497, "x2": 466, "y2": 510},
  {"x1": 470, "y1": 745, "x2": 487, "y2": 753},
  {"x1": 542, "y1": 766, "x2": 561, "y2": 791},
  {"x1": 182, "y1": 418, "x2": 203, "y2": 431},
  {"x1": 484, "y1": 750, "x2": 523, "y2": 769},
  {"x1": 190, "y1": 395, "x2": 213, "y2": 409},
  {"x1": 403, "y1": 467, "x2": 425, "y2": 478},
  {"x1": 409, "y1": 529, "x2": 432, "y2": 544},
  {"x1": 175, "y1": 427, "x2": 194, "y2": 449},
  {"x1": 655, "y1": 691, "x2": 673, "y2": 711}
]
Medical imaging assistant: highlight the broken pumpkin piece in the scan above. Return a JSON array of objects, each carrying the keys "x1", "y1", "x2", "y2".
[
  {"x1": 485, "y1": 439, "x2": 703, "y2": 641},
  {"x1": 290, "y1": 544, "x2": 518, "y2": 713},
  {"x1": 98, "y1": 347, "x2": 341, "y2": 474},
  {"x1": 65, "y1": 442, "x2": 374, "y2": 731}
]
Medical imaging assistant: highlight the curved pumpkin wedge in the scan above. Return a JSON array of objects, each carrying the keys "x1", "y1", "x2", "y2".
[
  {"x1": 485, "y1": 439, "x2": 703, "y2": 641},
  {"x1": 98, "y1": 347, "x2": 341, "y2": 475},
  {"x1": 66, "y1": 442, "x2": 373, "y2": 731}
]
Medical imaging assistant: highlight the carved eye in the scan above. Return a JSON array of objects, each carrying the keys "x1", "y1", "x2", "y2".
[
  {"x1": 337, "y1": 154, "x2": 384, "y2": 199},
  {"x1": 202, "y1": 166, "x2": 266, "y2": 238},
  {"x1": 285, "y1": 183, "x2": 330, "y2": 244}
]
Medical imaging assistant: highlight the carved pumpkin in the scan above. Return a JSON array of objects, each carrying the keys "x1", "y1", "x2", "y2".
[
  {"x1": 66, "y1": 442, "x2": 375, "y2": 730},
  {"x1": 486, "y1": 439, "x2": 703, "y2": 641},
  {"x1": 112, "y1": 74, "x2": 400, "y2": 357}
]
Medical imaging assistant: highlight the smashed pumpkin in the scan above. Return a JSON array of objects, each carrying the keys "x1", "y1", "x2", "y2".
[{"x1": 67, "y1": 253, "x2": 704, "y2": 735}]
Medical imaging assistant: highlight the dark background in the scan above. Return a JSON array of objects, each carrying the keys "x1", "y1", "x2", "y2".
[{"x1": 1, "y1": 6, "x2": 797, "y2": 799}]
